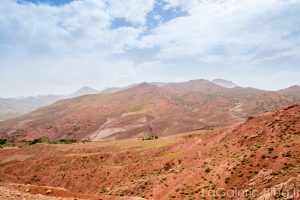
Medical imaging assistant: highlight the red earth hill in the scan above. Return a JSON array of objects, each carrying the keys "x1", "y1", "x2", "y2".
[
  {"x1": 0, "y1": 104, "x2": 299, "y2": 199},
  {"x1": 0, "y1": 81, "x2": 298, "y2": 141}
]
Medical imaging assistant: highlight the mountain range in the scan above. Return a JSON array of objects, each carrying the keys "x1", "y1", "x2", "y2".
[
  {"x1": 0, "y1": 86, "x2": 100, "y2": 121},
  {"x1": 0, "y1": 79, "x2": 299, "y2": 141}
]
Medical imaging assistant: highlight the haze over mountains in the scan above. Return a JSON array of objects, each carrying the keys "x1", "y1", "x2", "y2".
[
  {"x1": 0, "y1": 83, "x2": 168, "y2": 122},
  {"x1": 0, "y1": 86, "x2": 101, "y2": 121},
  {"x1": 0, "y1": 79, "x2": 299, "y2": 141}
]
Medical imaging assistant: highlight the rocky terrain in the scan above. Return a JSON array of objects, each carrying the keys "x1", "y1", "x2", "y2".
[{"x1": 0, "y1": 104, "x2": 299, "y2": 199}]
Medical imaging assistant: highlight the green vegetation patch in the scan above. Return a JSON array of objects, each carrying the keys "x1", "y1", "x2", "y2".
[
  {"x1": 29, "y1": 137, "x2": 77, "y2": 145},
  {"x1": 0, "y1": 138, "x2": 7, "y2": 145}
]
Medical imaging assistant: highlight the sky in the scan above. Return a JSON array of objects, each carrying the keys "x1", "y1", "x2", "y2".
[{"x1": 0, "y1": 0, "x2": 300, "y2": 97}]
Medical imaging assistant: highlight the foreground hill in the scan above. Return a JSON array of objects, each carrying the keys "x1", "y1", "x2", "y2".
[
  {"x1": 0, "y1": 105, "x2": 299, "y2": 199},
  {"x1": 0, "y1": 81, "x2": 298, "y2": 141}
]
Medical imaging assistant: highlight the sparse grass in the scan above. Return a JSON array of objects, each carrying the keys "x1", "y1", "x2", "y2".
[
  {"x1": 141, "y1": 137, "x2": 181, "y2": 150},
  {"x1": 65, "y1": 152, "x2": 102, "y2": 157},
  {"x1": 157, "y1": 152, "x2": 184, "y2": 160},
  {"x1": 129, "y1": 105, "x2": 150, "y2": 113}
]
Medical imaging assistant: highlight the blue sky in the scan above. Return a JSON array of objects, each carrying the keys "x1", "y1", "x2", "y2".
[
  {"x1": 0, "y1": 0, "x2": 300, "y2": 97},
  {"x1": 18, "y1": 0, "x2": 73, "y2": 5}
]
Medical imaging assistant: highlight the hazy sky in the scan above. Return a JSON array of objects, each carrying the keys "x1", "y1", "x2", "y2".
[{"x1": 1, "y1": 0, "x2": 300, "y2": 97}]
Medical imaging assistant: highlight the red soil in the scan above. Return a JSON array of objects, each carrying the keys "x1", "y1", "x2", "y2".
[{"x1": 0, "y1": 104, "x2": 299, "y2": 199}]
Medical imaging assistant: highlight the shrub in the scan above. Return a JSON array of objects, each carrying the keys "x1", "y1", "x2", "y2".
[
  {"x1": 247, "y1": 116, "x2": 254, "y2": 120},
  {"x1": 205, "y1": 168, "x2": 211, "y2": 173},
  {"x1": 238, "y1": 172, "x2": 243, "y2": 177},
  {"x1": 58, "y1": 139, "x2": 77, "y2": 144},
  {"x1": 29, "y1": 137, "x2": 51, "y2": 145},
  {"x1": 241, "y1": 158, "x2": 248, "y2": 165},
  {"x1": 0, "y1": 138, "x2": 7, "y2": 145},
  {"x1": 267, "y1": 147, "x2": 274, "y2": 153},
  {"x1": 29, "y1": 137, "x2": 77, "y2": 145},
  {"x1": 282, "y1": 151, "x2": 292, "y2": 158},
  {"x1": 225, "y1": 177, "x2": 230, "y2": 184},
  {"x1": 142, "y1": 135, "x2": 159, "y2": 140},
  {"x1": 72, "y1": 126, "x2": 80, "y2": 132}
]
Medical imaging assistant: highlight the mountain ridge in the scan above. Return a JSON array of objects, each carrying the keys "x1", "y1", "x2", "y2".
[
  {"x1": 0, "y1": 86, "x2": 100, "y2": 121},
  {"x1": 0, "y1": 80, "x2": 299, "y2": 141}
]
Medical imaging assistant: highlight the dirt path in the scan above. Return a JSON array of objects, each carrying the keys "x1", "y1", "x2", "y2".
[{"x1": 0, "y1": 186, "x2": 75, "y2": 200}]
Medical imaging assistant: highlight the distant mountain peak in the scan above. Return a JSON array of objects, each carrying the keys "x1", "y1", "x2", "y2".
[
  {"x1": 126, "y1": 82, "x2": 159, "y2": 91},
  {"x1": 279, "y1": 85, "x2": 300, "y2": 91},
  {"x1": 287, "y1": 85, "x2": 300, "y2": 89},
  {"x1": 188, "y1": 79, "x2": 208, "y2": 83},
  {"x1": 278, "y1": 85, "x2": 300, "y2": 97},
  {"x1": 70, "y1": 86, "x2": 100, "y2": 97},
  {"x1": 212, "y1": 79, "x2": 238, "y2": 88},
  {"x1": 80, "y1": 86, "x2": 95, "y2": 90},
  {"x1": 136, "y1": 82, "x2": 153, "y2": 87}
]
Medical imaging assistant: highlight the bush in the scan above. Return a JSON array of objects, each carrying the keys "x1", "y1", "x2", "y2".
[
  {"x1": 247, "y1": 116, "x2": 254, "y2": 120},
  {"x1": 241, "y1": 158, "x2": 248, "y2": 165},
  {"x1": 267, "y1": 147, "x2": 274, "y2": 153},
  {"x1": 205, "y1": 168, "x2": 211, "y2": 173},
  {"x1": 29, "y1": 137, "x2": 51, "y2": 145},
  {"x1": 72, "y1": 126, "x2": 80, "y2": 132},
  {"x1": 0, "y1": 138, "x2": 7, "y2": 145},
  {"x1": 58, "y1": 139, "x2": 77, "y2": 144},
  {"x1": 282, "y1": 151, "x2": 292, "y2": 158},
  {"x1": 225, "y1": 177, "x2": 230, "y2": 184},
  {"x1": 29, "y1": 137, "x2": 77, "y2": 145},
  {"x1": 142, "y1": 135, "x2": 159, "y2": 140},
  {"x1": 238, "y1": 172, "x2": 243, "y2": 177}
]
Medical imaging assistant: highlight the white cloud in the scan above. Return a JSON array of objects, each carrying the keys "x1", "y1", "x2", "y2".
[
  {"x1": 140, "y1": 0, "x2": 300, "y2": 66},
  {"x1": 0, "y1": 0, "x2": 154, "y2": 97},
  {"x1": 0, "y1": 0, "x2": 153, "y2": 56},
  {"x1": 0, "y1": 0, "x2": 300, "y2": 97},
  {"x1": 104, "y1": 0, "x2": 155, "y2": 25}
]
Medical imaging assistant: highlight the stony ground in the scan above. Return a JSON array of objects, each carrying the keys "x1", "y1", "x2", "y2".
[{"x1": 0, "y1": 186, "x2": 75, "y2": 200}]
